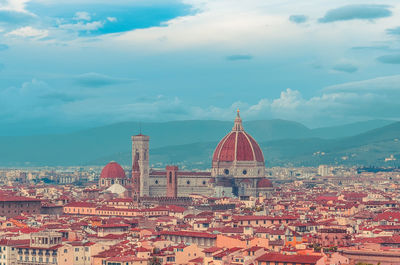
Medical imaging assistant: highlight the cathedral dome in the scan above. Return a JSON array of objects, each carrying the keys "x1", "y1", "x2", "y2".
[
  {"x1": 257, "y1": 178, "x2": 273, "y2": 188},
  {"x1": 212, "y1": 110, "x2": 264, "y2": 163},
  {"x1": 100, "y1": 161, "x2": 126, "y2": 179}
]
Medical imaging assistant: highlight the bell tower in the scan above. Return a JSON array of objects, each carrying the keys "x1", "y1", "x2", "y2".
[
  {"x1": 166, "y1": 165, "x2": 178, "y2": 198},
  {"x1": 132, "y1": 134, "x2": 150, "y2": 197},
  {"x1": 132, "y1": 152, "x2": 140, "y2": 201}
]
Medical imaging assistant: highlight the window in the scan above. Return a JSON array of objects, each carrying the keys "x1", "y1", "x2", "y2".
[
  {"x1": 155, "y1": 180, "x2": 159, "y2": 184},
  {"x1": 242, "y1": 169, "x2": 247, "y2": 175},
  {"x1": 224, "y1": 169, "x2": 229, "y2": 175},
  {"x1": 186, "y1": 180, "x2": 190, "y2": 185},
  {"x1": 75, "y1": 248, "x2": 79, "y2": 252},
  {"x1": 202, "y1": 181, "x2": 206, "y2": 185},
  {"x1": 64, "y1": 249, "x2": 68, "y2": 253}
]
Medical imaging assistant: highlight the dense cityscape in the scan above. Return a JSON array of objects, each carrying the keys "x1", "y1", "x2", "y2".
[
  {"x1": 0, "y1": 112, "x2": 399, "y2": 265},
  {"x1": 1, "y1": 0, "x2": 400, "y2": 264}
]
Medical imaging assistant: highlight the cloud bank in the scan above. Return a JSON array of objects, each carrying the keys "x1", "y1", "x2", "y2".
[
  {"x1": 332, "y1": 63, "x2": 358, "y2": 73},
  {"x1": 377, "y1": 54, "x2": 400, "y2": 64},
  {"x1": 74, "y1": 73, "x2": 136, "y2": 87},
  {"x1": 319, "y1": 5, "x2": 392, "y2": 23},
  {"x1": 289, "y1": 15, "x2": 308, "y2": 24},
  {"x1": 2, "y1": 74, "x2": 400, "y2": 129}
]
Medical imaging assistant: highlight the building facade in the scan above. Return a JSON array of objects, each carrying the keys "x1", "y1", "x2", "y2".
[{"x1": 99, "y1": 111, "x2": 272, "y2": 198}]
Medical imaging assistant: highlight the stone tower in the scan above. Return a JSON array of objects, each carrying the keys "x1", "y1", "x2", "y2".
[
  {"x1": 131, "y1": 134, "x2": 150, "y2": 197},
  {"x1": 132, "y1": 152, "x2": 141, "y2": 201},
  {"x1": 166, "y1": 165, "x2": 178, "y2": 198}
]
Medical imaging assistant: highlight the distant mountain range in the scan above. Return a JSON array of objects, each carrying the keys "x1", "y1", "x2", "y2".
[{"x1": 0, "y1": 119, "x2": 398, "y2": 168}]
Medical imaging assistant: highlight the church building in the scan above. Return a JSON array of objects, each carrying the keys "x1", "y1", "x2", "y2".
[{"x1": 99, "y1": 110, "x2": 273, "y2": 198}]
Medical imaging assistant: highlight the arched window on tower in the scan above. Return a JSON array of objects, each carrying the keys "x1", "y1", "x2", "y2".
[
  {"x1": 169, "y1": 172, "x2": 172, "y2": 184},
  {"x1": 135, "y1": 150, "x2": 139, "y2": 160}
]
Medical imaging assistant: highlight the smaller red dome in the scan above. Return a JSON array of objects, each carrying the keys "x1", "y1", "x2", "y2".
[
  {"x1": 257, "y1": 178, "x2": 273, "y2": 188},
  {"x1": 100, "y1": 162, "x2": 126, "y2": 179}
]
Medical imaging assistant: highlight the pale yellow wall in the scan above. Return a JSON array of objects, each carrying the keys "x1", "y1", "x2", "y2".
[{"x1": 175, "y1": 244, "x2": 205, "y2": 265}]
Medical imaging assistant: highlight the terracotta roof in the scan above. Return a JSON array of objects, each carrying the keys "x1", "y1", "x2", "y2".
[
  {"x1": 256, "y1": 253, "x2": 323, "y2": 264},
  {"x1": 0, "y1": 196, "x2": 40, "y2": 202},
  {"x1": 100, "y1": 161, "x2": 126, "y2": 179},
  {"x1": 257, "y1": 178, "x2": 273, "y2": 188},
  {"x1": 189, "y1": 257, "x2": 204, "y2": 263},
  {"x1": 64, "y1": 202, "x2": 96, "y2": 208},
  {"x1": 98, "y1": 223, "x2": 130, "y2": 228},
  {"x1": 159, "y1": 230, "x2": 217, "y2": 239},
  {"x1": 203, "y1": 246, "x2": 223, "y2": 253},
  {"x1": 212, "y1": 111, "x2": 264, "y2": 163}
]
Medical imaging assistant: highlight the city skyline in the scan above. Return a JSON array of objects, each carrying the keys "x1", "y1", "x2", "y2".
[{"x1": 1, "y1": 0, "x2": 400, "y2": 135}]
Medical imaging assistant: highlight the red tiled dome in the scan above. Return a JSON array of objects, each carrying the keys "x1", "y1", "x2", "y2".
[
  {"x1": 212, "y1": 111, "x2": 264, "y2": 163},
  {"x1": 100, "y1": 162, "x2": 126, "y2": 179},
  {"x1": 257, "y1": 178, "x2": 273, "y2": 188}
]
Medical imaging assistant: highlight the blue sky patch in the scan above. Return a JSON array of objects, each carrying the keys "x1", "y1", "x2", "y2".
[{"x1": 26, "y1": 1, "x2": 194, "y2": 35}]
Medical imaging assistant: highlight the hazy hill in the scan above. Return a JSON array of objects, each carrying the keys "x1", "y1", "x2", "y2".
[
  {"x1": 0, "y1": 119, "x2": 396, "y2": 167},
  {"x1": 310, "y1": 119, "x2": 393, "y2": 139},
  {"x1": 90, "y1": 122, "x2": 400, "y2": 168}
]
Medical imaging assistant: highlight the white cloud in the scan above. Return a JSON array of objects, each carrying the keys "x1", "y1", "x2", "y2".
[
  {"x1": 2, "y1": 74, "x2": 400, "y2": 127},
  {"x1": 74, "y1": 11, "x2": 91, "y2": 21},
  {"x1": 59, "y1": 21, "x2": 104, "y2": 31},
  {"x1": 109, "y1": 0, "x2": 400, "y2": 54},
  {"x1": 0, "y1": 0, "x2": 30, "y2": 12},
  {"x1": 271, "y1": 89, "x2": 303, "y2": 110},
  {"x1": 6, "y1": 26, "x2": 48, "y2": 38},
  {"x1": 107, "y1": 17, "x2": 117, "y2": 22},
  {"x1": 324, "y1": 75, "x2": 400, "y2": 93},
  {"x1": 185, "y1": 75, "x2": 400, "y2": 125}
]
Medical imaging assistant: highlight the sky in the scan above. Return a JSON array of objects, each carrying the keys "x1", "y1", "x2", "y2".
[{"x1": 0, "y1": 0, "x2": 400, "y2": 135}]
